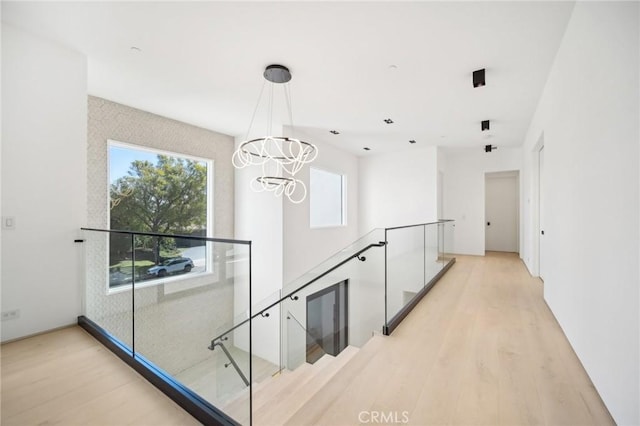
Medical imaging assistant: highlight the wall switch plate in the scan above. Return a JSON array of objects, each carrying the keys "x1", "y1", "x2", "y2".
[
  {"x1": 1, "y1": 309, "x2": 20, "y2": 321},
  {"x1": 2, "y1": 216, "x2": 16, "y2": 230}
]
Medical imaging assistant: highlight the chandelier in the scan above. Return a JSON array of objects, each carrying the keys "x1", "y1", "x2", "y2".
[{"x1": 232, "y1": 65, "x2": 317, "y2": 204}]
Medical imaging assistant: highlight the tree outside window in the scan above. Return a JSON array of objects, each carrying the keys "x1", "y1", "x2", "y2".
[{"x1": 108, "y1": 142, "x2": 211, "y2": 287}]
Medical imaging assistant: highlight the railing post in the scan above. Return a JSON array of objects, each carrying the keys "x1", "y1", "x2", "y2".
[
  {"x1": 439, "y1": 222, "x2": 444, "y2": 268},
  {"x1": 383, "y1": 229, "x2": 389, "y2": 335},
  {"x1": 131, "y1": 232, "x2": 135, "y2": 356},
  {"x1": 248, "y1": 242, "x2": 253, "y2": 426},
  {"x1": 423, "y1": 224, "x2": 426, "y2": 287}
]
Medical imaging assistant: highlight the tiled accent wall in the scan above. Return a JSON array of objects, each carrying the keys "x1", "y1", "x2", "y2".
[
  {"x1": 86, "y1": 96, "x2": 239, "y2": 375},
  {"x1": 87, "y1": 96, "x2": 234, "y2": 234}
]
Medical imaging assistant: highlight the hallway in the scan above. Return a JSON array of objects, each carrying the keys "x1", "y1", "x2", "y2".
[
  {"x1": 285, "y1": 252, "x2": 614, "y2": 425},
  {"x1": 1, "y1": 253, "x2": 614, "y2": 425}
]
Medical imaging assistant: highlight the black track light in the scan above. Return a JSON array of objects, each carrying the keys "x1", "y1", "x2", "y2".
[{"x1": 473, "y1": 69, "x2": 486, "y2": 88}]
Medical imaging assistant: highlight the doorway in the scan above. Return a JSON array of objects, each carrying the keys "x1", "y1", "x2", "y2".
[
  {"x1": 306, "y1": 280, "x2": 348, "y2": 363},
  {"x1": 485, "y1": 171, "x2": 519, "y2": 253},
  {"x1": 538, "y1": 146, "x2": 545, "y2": 280}
]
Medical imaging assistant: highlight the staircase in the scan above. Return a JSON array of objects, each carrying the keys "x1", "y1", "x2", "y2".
[{"x1": 222, "y1": 344, "x2": 362, "y2": 425}]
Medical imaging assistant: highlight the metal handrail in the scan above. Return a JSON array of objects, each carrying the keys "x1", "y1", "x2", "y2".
[
  {"x1": 385, "y1": 219, "x2": 454, "y2": 231},
  {"x1": 210, "y1": 339, "x2": 250, "y2": 387},
  {"x1": 80, "y1": 227, "x2": 251, "y2": 245},
  {"x1": 208, "y1": 241, "x2": 386, "y2": 347}
]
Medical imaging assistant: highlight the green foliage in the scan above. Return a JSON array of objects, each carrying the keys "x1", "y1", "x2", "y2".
[
  {"x1": 110, "y1": 155, "x2": 207, "y2": 263},
  {"x1": 110, "y1": 155, "x2": 207, "y2": 233}
]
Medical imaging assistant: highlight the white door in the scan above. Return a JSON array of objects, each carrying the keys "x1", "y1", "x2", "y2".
[
  {"x1": 485, "y1": 172, "x2": 519, "y2": 252},
  {"x1": 539, "y1": 147, "x2": 545, "y2": 279}
]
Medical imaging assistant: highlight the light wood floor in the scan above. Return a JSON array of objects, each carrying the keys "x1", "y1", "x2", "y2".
[
  {"x1": 1, "y1": 253, "x2": 615, "y2": 425},
  {"x1": 286, "y1": 252, "x2": 615, "y2": 426},
  {"x1": 0, "y1": 326, "x2": 200, "y2": 426}
]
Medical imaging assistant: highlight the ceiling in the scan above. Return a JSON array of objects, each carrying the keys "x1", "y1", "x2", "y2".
[{"x1": 2, "y1": 1, "x2": 575, "y2": 156}]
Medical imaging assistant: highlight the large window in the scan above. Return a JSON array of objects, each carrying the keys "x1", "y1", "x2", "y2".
[
  {"x1": 310, "y1": 167, "x2": 346, "y2": 228},
  {"x1": 108, "y1": 141, "x2": 213, "y2": 288}
]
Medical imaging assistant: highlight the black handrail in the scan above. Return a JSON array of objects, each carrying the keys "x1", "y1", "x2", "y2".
[
  {"x1": 80, "y1": 227, "x2": 251, "y2": 245},
  {"x1": 385, "y1": 219, "x2": 454, "y2": 232},
  {"x1": 208, "y1": 241, "x2": 386, "y2": 347},
  {"x1": 210, "y1": 340, "x2": 250, "y2": 386}
]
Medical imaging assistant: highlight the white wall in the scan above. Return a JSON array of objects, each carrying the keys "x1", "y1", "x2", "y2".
[
  {"x1": 1, "y1": 25, "x2": 87, "y2": 341},
  {"x1": 283, "y1": 129, "x2": 359, "y2": 284},
  {"x1": 520, "y1": 3, "x2": 639, "y2": 424},
  {"x1": 236, "y1": 128, "x2": 361, "y2": 365},
  {"x1": 233, "y1": 136, "x2": 283, "y2": 365},
  {"x1": 442, "y1": 147, "x2": 522, "y2": 256},
  {"x1": 358, "y1": 147, "x2": 438, "y2": 235}
]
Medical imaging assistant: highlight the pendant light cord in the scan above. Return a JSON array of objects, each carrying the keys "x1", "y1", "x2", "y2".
[{"x1": 244, "y1": 79, "x2": 267, "y2": 141}]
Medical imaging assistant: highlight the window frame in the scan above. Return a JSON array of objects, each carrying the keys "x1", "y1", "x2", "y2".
[
  {"x1": 106, "y1": 139, "x2": 215, "y2": 293},
  {"x1": 309, "y1": 166, "x2": 347, "y2": 229}
]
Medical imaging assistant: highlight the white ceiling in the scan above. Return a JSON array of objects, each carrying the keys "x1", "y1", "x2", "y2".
[{"x1": 2, "y1": 1, "x2": 575, "y2": 156}]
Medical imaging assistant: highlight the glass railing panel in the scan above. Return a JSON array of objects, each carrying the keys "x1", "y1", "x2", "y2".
[
  {"x1": 280, "y1": 241, "x2": 385, "y2": 372},
  {"x1": 129, "y1": 236, "x2": 251, "y2": 421},
  {"x1": 250, "y1": 290, "x2": 283, "y2": 378},
  {"x1": 210, "y1": 317, "x2": 252, "y2": 426},
  {"x1": 281, "y1": 228, "x2": 385, "y2": 298},
  {"x1": 83, "y1": 229, "x2": 134, "y2": 349},
  {"x1": 442, "y1": 220, "x2": 456, "y2": 264},
  {"x1": 346, "y1": 242, "x2": 386, "y2": 346},
  {"x1": 212, "y1": 303, "x2": 283, "y2": 426},
  {"x1": 285, "y1": 310, "x2": 326, "y2": 370},
  {"x1": 385, "y1": 225, "x2": 426, "y2": 321},
  {"x1": 425, "y1": 223, "x2": 442, "y2": 282}
]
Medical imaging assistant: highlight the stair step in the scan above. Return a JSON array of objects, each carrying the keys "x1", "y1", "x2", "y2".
[
  {"x1": 284, "y1": 335, "x2": 387, "y2": 426},
  {"x1": 252, "y1": 362, "x2": 316, "y2": 411},
  {"x1": 222, "y1": 338, "x2": 383, "y2": 425},
  {"x1": 255, "y1": 346, "x2": 360, "y2": 425},
  {"x1": 223, "y1": 361, "x2": 319, "y2": 423}
]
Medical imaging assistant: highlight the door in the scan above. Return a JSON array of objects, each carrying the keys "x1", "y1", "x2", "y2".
[
  {"x1": 306, "y1": 280, "x2": 348, "y2": 363},
  {"x1": 539, "y1": 146, "x2": 545, "y2": 279},
  {"x1": 485, "y1": 172, "x2": 519, "y2": 252}
]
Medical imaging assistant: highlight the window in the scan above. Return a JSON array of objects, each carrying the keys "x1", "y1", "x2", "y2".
[
  {"x1": 310, "y1": 167, "x2": 345, "y2": 228},
  {"x1": 108, "y1": 141, "x2": 213, "y2": 288}
]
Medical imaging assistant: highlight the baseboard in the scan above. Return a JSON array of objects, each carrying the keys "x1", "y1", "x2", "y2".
[
  {"x1": 1, "y1": 322, "x2": 77, "y2": 345},
  {"x1": 77, "y1": 315, "x2": 241, "y2": 426}
]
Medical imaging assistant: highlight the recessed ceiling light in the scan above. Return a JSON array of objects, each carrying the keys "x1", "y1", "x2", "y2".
[
  {"x1": 363, "y1": 147, "x2": 371, "y2": 151},
  {"x1": 409, "y1": 140, "x2": 416, "y2": 144},
  {"x1": 481, "y1": 120, "x2": 490, "y2": 131},
  {"x1": 383, "y1": 118, "x2": 394, "y2": 124},
  {"x1": 329, "y1": 130, "x2": 340, "y2": 135},
  {"x1": 473, "y1": 68, "x2": 485, "y2": 88}
]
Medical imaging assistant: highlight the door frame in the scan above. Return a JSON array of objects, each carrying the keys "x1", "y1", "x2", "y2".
[
  {"x1": 531, "y1": 132, "x2": 545, "y2": 278},
  {"x1": 305, "y1": 280, "x2": 349, "y2": 359},
  {"x1": 484, "y1": 170, "x2": 520, "y2": 253}
]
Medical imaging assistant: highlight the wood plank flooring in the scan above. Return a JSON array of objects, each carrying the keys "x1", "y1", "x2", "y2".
[
  {"x1": 286, "y1": 252, "x2": 614, "y2": 426},
  {"x1": 1, "y1": 252, "x2": 615, "y2": 425},
  {"x1": 1, "y1": 326, "x2": 200, "y2": 426}
]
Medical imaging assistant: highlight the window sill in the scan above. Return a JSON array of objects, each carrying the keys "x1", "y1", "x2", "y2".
[
  {"x1": 310, "y1": 224, "x2": 348, "y2": 230},
  {"x1": 107, "y1": 270, "x2": 216, "y2": 295}
]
